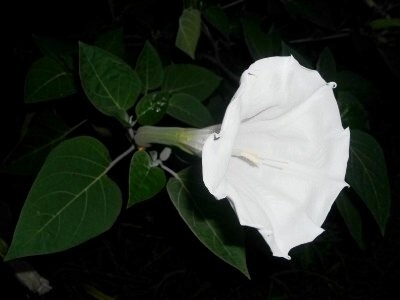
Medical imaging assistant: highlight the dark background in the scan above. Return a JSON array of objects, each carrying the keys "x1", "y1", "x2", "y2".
[{"x1": 2, "y1": 0, "x2": 399, "y2": 299}]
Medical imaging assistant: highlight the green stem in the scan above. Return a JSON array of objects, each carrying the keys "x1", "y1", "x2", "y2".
[{"x1": 106, "y1": 145, "x2": 135, "y2": 173}]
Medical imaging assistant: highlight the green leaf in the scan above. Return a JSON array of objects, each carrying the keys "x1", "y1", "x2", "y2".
[
  {"x1": 167, "y1": 167, "x2": 249, "y2": 278},
  {"x1": 370, "y1": 18, "x2": 400, "y2": 29},
  {"x1": 5, "y1": 136, "x2": 122, "y2": 260},
  {"x1": 128, "y1": 151, "x2": 166, "y2": 208},
  {"x1": 336, "y1": 71, "x2": 377, "y2": 105},
  {"x1": 1, "y1": 113, "x2": 85, "y2": 176},
  {"x1": 317, "y1": 47, "x2": 336, "y2": 82},
  {"x1": 95, "y1": 27, "x2": 125, "y2": 59},
  {"x1": 336, "y1": 190, "x2": 364, "y2": 249},
  {"x1": 136, "y1": 41, "x2": 164, "y2": 93},
  {"x1": 203, "y1": 5, "x2": 231, "y2": 36},
  {"x1": 281, "y1": 42, "x2": 312, "y2": 69},
  {"x1": 79, "y1": 42, "x2": 141, "y2": 125},
  {"x1": 175, "y1": 8, "x2": 201, "y2": 59},
  {"x1": 346, "y1": 130, "x2": 391, "y2": 235},
  {"x1": 33, "y1": 36, "x2": 77, "y2": 66},
  {"x1": 337, "y1": 92, "x2": 369, "y2": 130},
  {"x1": 241, "y1": 18, "x2": 281, "y2": 59},
  {"x1": 162, "y1": 64, "x2": 221, "y2": 101},
  {"x1": 207, "y1": 95, "x2": 226, "y2": 123},
  {"x1": 135, "y1": 92, "x2": 169, "y2": 125},
  {"x1": 24, "y1": 56, "x2": 77, "y2": 103},
  {"x1": 167, "y1": 93, "x2": 214, "y2": 128}
]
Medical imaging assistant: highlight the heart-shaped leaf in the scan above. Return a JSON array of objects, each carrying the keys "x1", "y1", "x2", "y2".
[
  {"x1": 167, "y1": 167, "x2": 249, "y2": 279},
  {"x1": 175, "y1": 8, "x2": 201, "y2": 59},
  {"x1": 167, "y1": 93, "x2": 214, "y2": 128},
  {"x1": 25, "y1": 56, "x2": 76, "y2": 103},
  {"x1": 136, "y1": 41, "x2": 164, "y2": 93},
  {"x1": 135, "y1": 92, "x2": 169, "y2": 125},
  {"x1": 5, "y1": 136, "x2": 122, "y2": 260},
  {"x1": 162, "y1": 64, "x2": 221, "y2": 101},
  {"x1": 336, "y1": 190, "x2": 364, "y2": 249},
  {"x1": 79, "y1": 42, "x2": 141, "y2": 125},
  {"x1": 128, "y1": 151, "x2": 166, "y2": 207},
  {"x1": 346, "y1": 130, "x2": 391, "y2": 235},
  {"x1": 337, "y1": 92, "x2": 369, "y2": 130}
]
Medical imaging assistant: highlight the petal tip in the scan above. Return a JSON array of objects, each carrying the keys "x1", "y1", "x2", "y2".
[{"x1": 327, "y1": 81, "x2": 337, "y2": 88}]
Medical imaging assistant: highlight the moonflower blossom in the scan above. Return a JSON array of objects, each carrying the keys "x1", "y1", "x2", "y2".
[
  {"x1": 202, "y1": 56, "x2": 350, "y2": 259},
  {"x1": 134, "y1": 56, "x2": 350, "y2": 259}
]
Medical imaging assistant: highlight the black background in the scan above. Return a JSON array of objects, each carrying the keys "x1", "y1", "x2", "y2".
[{"x1": 2, "y1": 0, "x2": 400, "y2": 299}]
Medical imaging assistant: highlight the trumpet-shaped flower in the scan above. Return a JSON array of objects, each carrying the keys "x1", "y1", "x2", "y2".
[{"x1": 202, "y1": 56, "x2": 350, "y2": 259}]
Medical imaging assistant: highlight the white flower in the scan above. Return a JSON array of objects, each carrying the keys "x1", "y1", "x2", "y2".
[{"x1": 202, "y1": 56, "x2": 350, "y2": 259}]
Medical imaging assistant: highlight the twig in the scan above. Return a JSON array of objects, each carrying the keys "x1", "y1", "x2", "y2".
[
  {"x1": 159, "y1": 162, "x2": 180, "y2": 180},
  {"x1": 201, "y1": 24, "x2": 240, "y2": 83},
  {"x1": 289, "y1": 32, "x2": 351, "y2": 44},
  {"x1": 202, "y1": 54, "x2": 240, "y2": 82},
  {"x1": 106, "y1": 144, "x2": 135, "y2": 173},
  {"x1": 222, "y1": 0, "x2": 245, "y2": 9},
  {"x1": 107, "y1": 0, "x2": 116, "y2": 21},
  {"x1": 1, "y1": 119, "x2": 87, "y2": 166}
]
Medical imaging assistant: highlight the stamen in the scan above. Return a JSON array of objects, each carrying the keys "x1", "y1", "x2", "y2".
[
  {"x1": 260, "y1": 158, "x2": 288, "y2": 170},
  {"x1": 232, "y1": 149, "x2": 288, "y2": 169},
  {"x1": 240, "y1": 152, "x2": 263, "y2": 166},
  {"x1": 260, "y1": 162, "x2": 284, "y2": 170},
  {"x1": 262, "y1": 157, "x2": 288, "y2": 164}
]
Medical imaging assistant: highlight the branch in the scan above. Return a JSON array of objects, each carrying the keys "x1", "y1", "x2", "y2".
[{"x1": 201, "y1": 24, "x2": 240, "y2": 83}]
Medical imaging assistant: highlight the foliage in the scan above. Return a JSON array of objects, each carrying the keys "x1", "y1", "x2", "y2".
[{"x1": 2, "y1": 0, "x2": 398, "y2": 298}]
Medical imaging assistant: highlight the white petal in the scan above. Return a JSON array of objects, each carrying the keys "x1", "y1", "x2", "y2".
[
  {"x1": 232, "y1": 85, "x2": 351, "y2": 226},
  {"x1": 237, "y1": 56, "x2": 327, "y2": 121},
  {"x1": 202, "y1": 100, "x2": 241, "y2": 199},
  {"x1": 222, "y1": 157, "x2": 341, "y2": 258},
  {"x1": 201, "y1": 56, "x2": 350, "y2": 258}
]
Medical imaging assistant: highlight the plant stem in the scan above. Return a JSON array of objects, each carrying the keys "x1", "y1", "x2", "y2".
[{"x1": 105, "y1": 145, "x2": 135, "y2": 173}]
